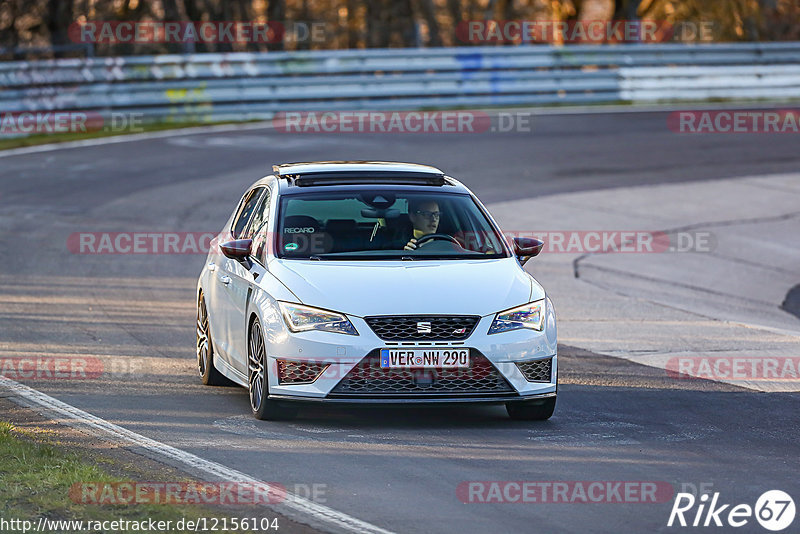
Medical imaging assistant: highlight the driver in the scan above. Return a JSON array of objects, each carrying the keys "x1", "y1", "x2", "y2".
[{"x1": 404, "y1": 200, "x2": 440, "y2": 250}]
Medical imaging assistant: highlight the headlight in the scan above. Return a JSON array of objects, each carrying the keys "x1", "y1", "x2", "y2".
[
  {"x1": 488, "y1": 300, "x2": 545, "y2": 334},
  {"x1": 278, "y1": 302, "x2": 358, "y2": 335}
]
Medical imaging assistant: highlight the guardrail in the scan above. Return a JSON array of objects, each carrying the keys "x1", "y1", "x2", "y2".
[
  {"x1": 1, "y1": 42, "x2": 799, "y2": 127},
  {"x1": 0, "y1": 43, "x2": 95, "y2": 61}
]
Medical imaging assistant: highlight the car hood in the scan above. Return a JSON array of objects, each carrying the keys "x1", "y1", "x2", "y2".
[{"x1": 267, "y1": 257, "x2": 542, "y2": 317}]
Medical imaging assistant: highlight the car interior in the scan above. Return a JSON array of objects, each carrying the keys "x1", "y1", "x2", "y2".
[{"x1": 280, "y1": 210, "x2": 463, "y2": 256}]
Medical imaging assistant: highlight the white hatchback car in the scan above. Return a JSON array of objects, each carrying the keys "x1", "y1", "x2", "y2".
[{"x1": 196, "y1": 162, "x2": 557, "y2": 420}]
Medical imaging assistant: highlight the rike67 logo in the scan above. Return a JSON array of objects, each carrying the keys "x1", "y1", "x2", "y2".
[{"x1": 668, "y1": 490, "x2": 795, "y2": 531}]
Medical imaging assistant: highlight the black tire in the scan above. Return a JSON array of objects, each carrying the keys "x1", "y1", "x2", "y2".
[
  {"x1": 197, "y1": 294, "x2": 229, "y2": 386},
  {"x1": 248, "y1": 317, "x2": 297, "y2": 421},
  {"x1": 505, "y1": 396, "x2": 556, "y2": 421}
]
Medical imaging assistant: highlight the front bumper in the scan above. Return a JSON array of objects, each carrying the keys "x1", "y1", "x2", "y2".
[
  {"x1": 268, "y1": 392, "x2": 556, "y2": 404},
  {"x1": 263, "y1": 300, "x2": 558, "y2": 402}
]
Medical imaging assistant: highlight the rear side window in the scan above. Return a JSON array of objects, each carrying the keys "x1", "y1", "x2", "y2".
[{"x1": 231, "y1": 188, "x2": 264, "y2": 239}]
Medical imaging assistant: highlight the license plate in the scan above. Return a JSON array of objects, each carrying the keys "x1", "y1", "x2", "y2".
[{"x1": 380, "y1": 348, "x2": 470, "y2": 368}]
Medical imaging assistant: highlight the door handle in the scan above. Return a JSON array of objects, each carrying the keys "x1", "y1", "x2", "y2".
[{"x1": 219, "y1": 275, "x2": 231, "y2": 285}]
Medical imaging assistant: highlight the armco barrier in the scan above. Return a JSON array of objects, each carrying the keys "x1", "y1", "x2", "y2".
[{"x1": 1, "y1": 42, "x2": 799, "y2": 129}]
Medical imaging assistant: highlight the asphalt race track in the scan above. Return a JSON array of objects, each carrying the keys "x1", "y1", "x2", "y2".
[{"x1": 1, "y1": 110, "x2": 799, "y2": 533}]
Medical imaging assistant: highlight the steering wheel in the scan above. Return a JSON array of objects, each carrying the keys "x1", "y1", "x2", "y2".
[{"x1": 416, "y1": 233, "x2": 464, "y2": 248}]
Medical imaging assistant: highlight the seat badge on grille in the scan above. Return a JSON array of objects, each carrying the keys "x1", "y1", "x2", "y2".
[{"x1": 416, "y1": 321, "x2": 432, "y2": 334}]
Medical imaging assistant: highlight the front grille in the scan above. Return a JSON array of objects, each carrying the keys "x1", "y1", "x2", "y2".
[
  {"x1": 329, "y1": 350, "x2": 516, "y2": 397},
  {"x1": 515, "y1": 358, "x2": 552, "y2": 382},
  {"x1": 277, "y1": 359, "x2": 329, "y2": 385},
  {"x1": 364, "y1": 315, "x2": 479, "y2": 341}
]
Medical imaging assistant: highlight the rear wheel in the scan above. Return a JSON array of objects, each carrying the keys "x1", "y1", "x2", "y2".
[
  {"x1": 248, "y1": 317, "x2": 297, "y2": 420},
  {"x1": 506, "y1": 396, "x2": 556, "y2": 421},
  {"x1": 197, "y1": 294, "x2": 227, "y2": 386}
]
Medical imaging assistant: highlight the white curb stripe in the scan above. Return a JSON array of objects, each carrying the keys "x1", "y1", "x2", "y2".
[
  {"x1": 0, "y1": 375, "x2": 395, "y2": 534},
  {"x1": 0, "y1": 121, "x2": 274, "y2": 159}
]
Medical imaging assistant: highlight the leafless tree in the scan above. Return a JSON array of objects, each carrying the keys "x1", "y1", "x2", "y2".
[{"x1": 2, "y1": 0, "x2": 798, "y2": 57}]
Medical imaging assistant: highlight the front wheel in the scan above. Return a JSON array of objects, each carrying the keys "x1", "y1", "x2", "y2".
[
  {"x1": 197, "y1": 294, "x2": 228, "y2": 386},
  {"x1": 506, "y1": 396, "x2": 556, "y2": 421},
  {"x1": 248, "y1": 317, "x2": 297, "y2": 421}
]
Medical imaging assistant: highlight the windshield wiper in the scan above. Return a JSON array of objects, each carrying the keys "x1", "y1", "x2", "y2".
[{"x1": 401, "y1": 256, "x2": 415, "y2": 261}]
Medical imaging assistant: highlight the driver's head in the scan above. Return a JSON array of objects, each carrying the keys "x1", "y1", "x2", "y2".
[{"x1": 408, "y1": 199, "x2": 440, "y2": 235}]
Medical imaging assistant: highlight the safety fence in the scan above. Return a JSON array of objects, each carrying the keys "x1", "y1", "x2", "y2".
[{"x1": 1, "y1": 42, "x2": 799, "y2": 128}]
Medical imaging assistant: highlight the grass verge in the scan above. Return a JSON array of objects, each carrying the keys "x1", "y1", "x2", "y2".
[
  {"x1": 0, "y1": 421, "x2": 261, "y2": 533},
  {"x1": 0, "y1": 120, "x2": 244, "y2": 151}
]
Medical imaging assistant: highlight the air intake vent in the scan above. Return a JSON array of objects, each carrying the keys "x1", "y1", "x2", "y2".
[
  {"x1": 329, "y1": 350, "x2": 515, "y2": 397},
  {"x1": 515, "y1": 358, "x2": 552, "y2": 382},
  {"x1": 277, "y1": 359, "x2": 329, "y2": 385}
]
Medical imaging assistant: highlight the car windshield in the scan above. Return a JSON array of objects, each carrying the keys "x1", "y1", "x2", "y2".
[{"x1": 276, "y1": 190, "x2": 508, "y2": 260}]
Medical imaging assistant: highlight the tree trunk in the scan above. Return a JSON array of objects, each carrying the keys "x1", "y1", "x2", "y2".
[
  {"x1": 267, "y1": 0, "x2": 285, "y2": 51},
  {"x1": 392, "y1": 0, "x2": 416, "y2": 47},
  {"x1": 613, "y1": 0, "x2": 641, "y2": 20},
  {"x1": 161, "y1": 0, "x2": 188, "y2": 54},
  {"x1": 233, "y1": 0, "x2": 259, "y2": 51},
  {"x1": 217, "y1": 0, "x2": 233, "y2": 52},
  {"x1": 366, "y1": 0, "x2": 389, "y2": 48},
  {"x1": 416, "y1": 0, "x2": 443, "y2": 47},
  {"x1": 447, "y1": 0, "x2": 461, "y2": 27},
  {"x1": 296, "y1": 0, "x2": 311, "y2": 50},
  {"x1": 183, "y1": 0, "x2": 210, "y2": 53},
  {"x1": 46, "y1": 0, "x2": 72, "y2": 54},
  {"x1": 346, "y1": 0, "x2": 360, "y2": 48},
  {"x1": 1, "y1": 0, "x2": 20, "y2": 50}
]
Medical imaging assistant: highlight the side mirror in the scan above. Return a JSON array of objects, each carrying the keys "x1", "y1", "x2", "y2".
[
  {"x1": 220, "y1": 239, "x2": 253, "y2": 263},
  {"x1": 512, "y1": 237, "x2": 544, "y2": 265}
]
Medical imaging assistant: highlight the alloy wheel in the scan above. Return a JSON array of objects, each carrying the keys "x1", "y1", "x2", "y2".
[
  {"x1": 249, "y1": 320, "x2": 266, "y2": 412},
  {"x1": 196, "y1": 297, "x2": 210, "y2": 377}
]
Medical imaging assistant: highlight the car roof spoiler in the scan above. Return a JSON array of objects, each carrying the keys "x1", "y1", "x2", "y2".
[{"x1": 273, "y1": 161, "x2": 446, "y2": 187}]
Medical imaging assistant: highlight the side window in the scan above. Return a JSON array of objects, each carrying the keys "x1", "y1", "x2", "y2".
[
  {"x1": 246, "y1": 188, "x2": 272, "y2": 264},
  {"x1": 231, "y1": 188, "x2": 264, "y2": 239}
]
